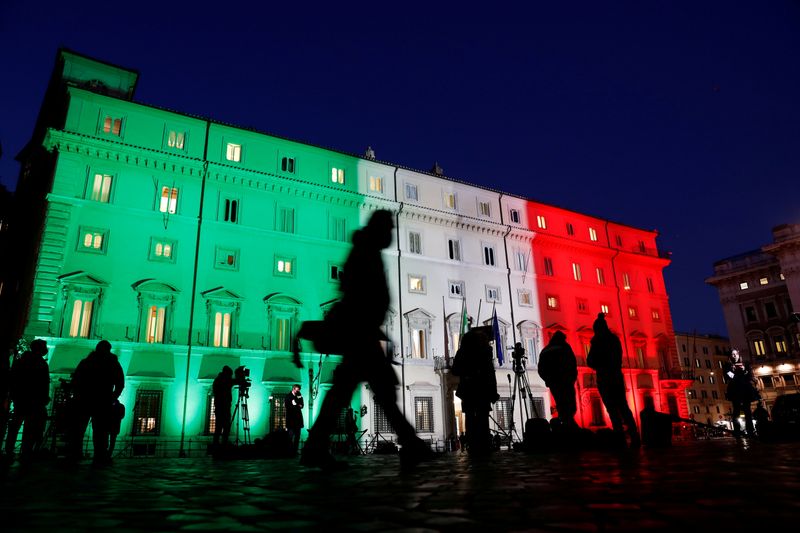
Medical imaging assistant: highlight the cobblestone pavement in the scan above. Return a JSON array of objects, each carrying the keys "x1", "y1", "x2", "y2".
[{"x1": 1, "y1": 438, "x2": 798, "y2": 532}]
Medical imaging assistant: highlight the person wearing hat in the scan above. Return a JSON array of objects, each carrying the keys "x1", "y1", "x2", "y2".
[
  {"x1": 587, "y1": 313, "x2": 640, "y2": 447},
  {"x1": 4, "y1": 339, "x2": 50, "y2": 461}
]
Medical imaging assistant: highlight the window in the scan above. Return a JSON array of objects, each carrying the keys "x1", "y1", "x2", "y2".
[
  {"x1": 448, "y1": 239, "x2": 461, "y2": 261},
  {"x1": 101, "y1": 114, "x2": 123, "y2": 136},
  {"x1": 600, "y1": 303, "x2": 610, "y2": 315},
  {"x1": 409, "y1": 275, "x2": 425, "y2": 294},
  {"x1": 330, "y1": 216, "x2": 347, "y2": 242},
  {"x1": 221, "y1": 197, "x2": 239, "y2": 223},
  {"x1": 214, "y1": 247, "x2": 239, "y2": 271},
  {"x1": 331, "y1": 167, "x2": 345, "y2": 184},
  {"x1": 69, "y1": 299, "x2": 94, "y2": 338},
  {"x1": 566, "y1": 223, "x2": 574, "y2": 236},
  {"x1": 280, "y1": 156, "x2": 296, "y2": 174},
  {"x1": 765, "y1": 302, "x2": 777, "y2": 319},
  {"x1": 329, "y1": 264, "x2": 343, "y2": 282},
  {"x1": 277, "y1": 207, "x2": 295, "y2": 233},
  {"x1": 705, "y1": 358, "x2": 712, "y2": 368},
  {"x1": 265, "y1": 294, "x2": 301, "y2": 352},
  {"x1": 369, "y1": 175, "x2": 384, "y2": 193},
  {"x1": 269, "y1": 393, "x2": 288, "y2": 432},
  {"x1": 483, "y1": 245, "x2": 496, "y2": 266},
  {"x1": 205, "y1": 394, "x2": 216, "y2": 436},
  {"x1": 405, "y1": 308, "x2": 432, "y2": 359},
  {"x1": 761, "y1": 376, "x2": 774, "y2": 389},
  {"x1": 373, "y1": 403, "x2": 394, "y2": 434},
  {"x1": 745, "y1": 306, "x2": 757, "y2": 322},
  {"x1": 646, "y1": 277, "x2": 655, "y2": 293},
  {"x1": 546, "y1": 295, "x2": 559, "y2": 310},
  {"x1": 212, "y1": 311, "x2": 232, "y2": 347},
  {"x1": 518, "y1": 289, "x2": 533, "y2": 306},
  {"x1": 449, "y1": 281, "x2": 465, "y2": 298},
  {"x1": 712, "y1": 390, "x2": 718, "y2": 399},
  {"x1": 572, "y1": 263, "x2": 582, "y2": 281},
  {"x1": 760, "y1": 277, "x2": 769, "y2": 286},
  {"x1": 408, "y1": 231, "x2": 422, "y2": 254},
  {"x1": 58, "y1": 273, "x2": 104, "y2": 339},
  {"x1": 753, "y1": 339, "x2": 766, "y2": 356},
  {"x1": 514, "y1": 250, "x2": 528, "y2": 271},
  {"x1": 78, "y1": 227, "x2": 108, "y2": 254},
  {"x1": 88, "y1": 173, "x2": 113, "y2": 203},
  {"x1": 651, "y1": 309, "x2": 661, "y2": 321},
  {"x1": 148, "y1": 237, "x2": 176, "y2": 263},
  {"x1": 577, "y1": 298, "x2": 588, "y2": 314},
  {"x1": 628, "y1": 306, "x2": 638, "y2": 319},
  {"x1": 159, "y1": 186, "x2": 179, "y2": 214},
  {"x1": 589, "y1": 227, "x2": 598, "y2": 241},
  {"x1": 275, "y1": 256, "x2": 295, "y2": 277},
  {"x1": 144, "y1": 305, "x2": 167, "y2": 343},
  {"x1": 510, "y1": 209, "x2": 520, "y2": 223},
  {"x1": 694, "y1": 358, "x2": 701, "y2": 368},
  {"x1": 740, "y1": 282, "x2": 749, "y2": 290},
  {"x1": 596, "y1": 267, "x2": 605, "y2": 285},
  {"x1": 486, "y1": 286, "x2": 500, "y2": 303},
  {"x1": 134, "y1": 280, "x2": 177, "y2": 344},
  {"x1": 543, "y1": 257, "x2": 554, "y2": 276},
  {"x1": 774, "y1": 335, "x2": 787, "y2": 353},
  {"x1": 638, "y1": 240, "x2": 646, "y2": 252},
  {"x1": 414, "y1": 397, "x2": 434, "y2": 433},
  {"x1": 478, "y1": 201, "x2": 491, "y2": 217},
  {"x1": 537, "y1": 215, "x2": 547, "y2": 229},
  {"x1": 411, "y1": 328, "x2": 427, "y2": 358},
  {"x1": 622, "y1": 273, "x2": 631, "y2": 290},
  {"x1": 132, "y1": 390, "x2": 162, "y2": 436},
  {"x1": 405, "y1": 182, "x2": 418, "y2": 201},
  {"x1": 226, "y1": 143, "x2": 242, "y2": 162},
  {"x1": 495, "y1": 398, "x2": 513, "y2": 431},
  {"x1": 166, "y1": 130, "x2": 186, "y2": 150},
  {"x1": 444, "y1": 192, "x2": 457, "y2": 210},
  {"x1": 693, "y1": 405, "x2": 700, "y2": 414}
]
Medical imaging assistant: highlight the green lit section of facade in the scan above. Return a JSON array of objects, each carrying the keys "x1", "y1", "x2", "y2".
[{"x1": 27, "y1": 50, "x2": 373, "y2": 450}]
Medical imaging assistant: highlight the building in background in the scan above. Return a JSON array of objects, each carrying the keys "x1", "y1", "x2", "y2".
[
  {"x1": 0, "y1": 49, "x2": 685, "y2": 455},
  {"x1": 706, "y1": 223, "x2": 800, "y2": 415},
  {"x1": 674, "y1": 332, "x2": 730, "y2": 431}
]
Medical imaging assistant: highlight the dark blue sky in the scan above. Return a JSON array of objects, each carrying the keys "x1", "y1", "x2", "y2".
[{"x1": 2, "y1": 1, "x2": 799, "y2": 336}]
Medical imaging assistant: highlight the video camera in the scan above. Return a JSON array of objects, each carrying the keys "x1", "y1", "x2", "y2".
[
  {"x1": 234, "y1": 366, "x2": 251, "y2": 396},
  {"x1": 510, "y1": 343, "x2": 526, "y2": 373}
]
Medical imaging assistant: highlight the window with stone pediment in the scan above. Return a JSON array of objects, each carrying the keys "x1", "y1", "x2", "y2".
[
  {"x1": 133, "y1": 280, "x2": 178, "y2": 344},
  {"x1": 404, "y1": 308, "x2": 434, "y2": 359},
  {"x1": 202, "y1": 288, "x2": 242, "y2": 348},
  {"x1": 264, "y1": 294, "x2": 302, "y2": 352},
  {"x1": 518, "y1": 320, "x2": 541, "y2": 368},
  {"x1": 58, "y1": 272, "x2": 107, "y2": 339}
]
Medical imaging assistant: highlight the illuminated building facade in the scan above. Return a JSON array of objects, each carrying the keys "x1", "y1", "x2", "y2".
[
  {"x1": 1, "y1": 49, "x2": 686, "y2": 454},
  {"x1": 674, "y1": 332, "x2": 730, "y2": 430},
  {"x1": 706, "y1": 223, "x2": 800, "y2": 412}
]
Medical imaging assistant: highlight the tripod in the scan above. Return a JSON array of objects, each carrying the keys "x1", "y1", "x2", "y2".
[
  {"x1": 230, "y1": 386, "x2": 251, "y2": 446},
  {"x1": 506, "y1": 351, "x2": 541, "y2": 443}
]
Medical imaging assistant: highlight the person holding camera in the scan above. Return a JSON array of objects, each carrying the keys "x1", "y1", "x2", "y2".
[
  {"x1": 212, "y1": 366, "x2": 234, "y2": 448},
  {"x1": 284, "y1": 384, "x2": 304, "y2": 455}
]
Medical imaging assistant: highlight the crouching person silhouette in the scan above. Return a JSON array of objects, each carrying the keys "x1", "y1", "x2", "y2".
[{"x1": 296, "y1": 210, "x2": 434, "y2": 470}]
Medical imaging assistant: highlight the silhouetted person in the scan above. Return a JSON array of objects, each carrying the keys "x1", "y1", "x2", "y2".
[
  {"x1": 587, "y1": 313, "x2": 640, "y2": 448},
  {"x1": 4, "y1": 339, "x2": 50, "y2": 462},
  {"x1": 537, "y1": 331, "x2": 579, "y2": 429},
  {"x1": 212, "y1": 366, "x2": 234, "y2": 448},
  {"x1": 299, "y1": 210, "x2": 433, "y2": 470},
  {"x1": 0, "y1": 347, "x2": 11, "y2": 457},
  {"x1": 70, "y1": 340, "x2": 124, "y2": 465},
  {"x1": 108, "y1": 399, "x2": 125, "y2": 456},
  {"x1": 344, "y1": 406, "x2": 359, "y2": 455},
  {"x1": 724, "y1": 349, "x2": 757, "y2": 438},
  {"x1": 284, "y1": 384, "x2": 304, "y2": 455},
  {"x1": 451, "y1": 327, "x2": 499, "y2": 457}
]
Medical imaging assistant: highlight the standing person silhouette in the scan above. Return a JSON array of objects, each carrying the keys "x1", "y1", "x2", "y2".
[
  {"x1": 587, "y1": 313, "x2": 640, "y2": 448},
  {"x1": 299, "y1": 209, "x2": 433, "y2": 470},
  {"x1": 537, "y1": 331, "x2": 579, "y2": 429},
  {"x1": 4, "y1": 339, "x2": 50, "y2": 462},
  {"x1": 212, "y1": 366, "x2": 234, "y2": 448},
  {"x1": 724, "y1": 349, "x2": 757, "y2": 438},
  {"x1": 284, "y1": 384, "x2": 304, "y2": 455},
  {"x1": 71, "y1": 340, "x2": 124, "y2": 465}
]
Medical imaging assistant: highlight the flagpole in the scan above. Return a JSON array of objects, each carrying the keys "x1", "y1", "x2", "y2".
[
  {"x1": 442, "y1": 296, "x2": 450, "y2": 368},
  {"x1": 476, "y1": 299, "x2": 483, "y2": 326}
]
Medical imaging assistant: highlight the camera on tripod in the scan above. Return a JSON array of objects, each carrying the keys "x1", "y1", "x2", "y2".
[
  {"x1": 510, "y1": 342, "x2": 526, "y2": 373},
  {"x1": 234, "y1": 366, "x2": 251, "y2": 396}
]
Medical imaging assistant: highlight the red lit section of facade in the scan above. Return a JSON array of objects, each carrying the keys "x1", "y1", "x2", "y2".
[{"x1": 527, "y1": 202, "x2": 690, "y2": 429}]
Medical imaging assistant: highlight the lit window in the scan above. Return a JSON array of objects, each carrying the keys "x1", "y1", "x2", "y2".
[
  {"x1": 226, "y1": 143, "x2": 242, "y2": 162},
  {"x1": 600, "y1": 304, "x2": 610, "y2": 315},
  {"x1": 102, "y1": 115, "x2": 122, "y2": 136},
  {"x1": 483, "y1": 245, "x2": 496, "y2": 266},
  {"x1": 369, "y1": 175, "x2": 384, "y2": 193},
  {"x1": 281, "y1": 156, "x2": 296, "y2": 174},
  {"x1": 780, "y1": 273, "x2": 785, "y2": 280},
  {"x1": 167, "y1": 130, "x2": 185, "y2": 150},
  {"x1": 331, "y1": 167, "x2": 345, "y2": 184},
  {"x1": 275, "y1": 257, "x2": 295, "y2": 276},
  {"x1": 510, "y1": 209, "x2": 520, "y2": 223},
  {"x1": 547, "y1": 295, "x2": 559, "y2": 310},
  {"x1": 215, "y1": 247, "x2": 239, "y2": 271},
  {"x1": 589, "y1": 227, "x2": 598, "y2": 241},
  {"x1": 409, "y1": 231, "x2": 422, "y2": 254},
  {"x1": 537, "y1": 215, "x2": 547, "y2": 229},
  {"x1": 159, "y1": 186, "x2": 179, "y2": 214},
  {"x1": 278, "y1": 207, "x2": 295, "y2": 233},
  {"x1": 132, "y1": 390, "x2": 162, "y2": 436},
  {"x1": 69, "y1": 299, "x2": 94, "y2": 338},
  {"x1": 149, "y1": 238, "x2": 176, "y2": 262},
  {"x1": 566, "y1": 223, "x2": 574, "y2": 236},
  {"x1": 89, "y1": 173, "x2": 113, "y2": 203},
  {"x1": 774, "y1": 336, "x2": 787, "y2": 353},
  {"x1": 449, "y1": 281, "x2": 465, "y2": 298},
  {"x1": 411, "y1": 328, "x2": 427, "y2": 358},
  {"x1": 753, "y1": 339, "x2": 765, "y2": 356},
  {"x1": 543, "y1": 257, "x2": 554, "y2": 276},
  {"x1": 759, "y1": 277, "x2": 769, "y2": 286},
  {"x1": 596, "y1": 267, "x2": 605, "y2": 285},
  {"x1": 628, "y1": 306, "x2": 638, "y2": 319},
  {"x1": 78, "y1": 227, "x2": 107, "y2": 253},
  {"x1": 740, "y1": 282, "x2": 749, "y2": 290},
  {"x1": 444, "y1": 192, "x2": 457, "y2": 210},
  {"x1": 651, "y1": 309, "x2": 661, "y2": 321},
  {"x1": 405, "y1": 182, "x2": 418, "y2": 201},
  {"x1": 409, "y1": 275, "x2": 425, "y2": 294},
  {"x1": 622, "y1": 273, "x2": 631, "y2": 290},
  {"x1": 145, "y1": 305, "x2": 166, "y2": 343},
  {"x1": 646, "y1": 278, "x2": 655, "y2": 293},
  {"x1": 414, "y1": 397, "x2": 434, "y2": 432},
  {"x1": 479, "y1": 201, "x2": 491, "y2": 217},
  {"x1": 486, "y1": 286, "x2": 500, "y2": 303},
  {"x1": 572, "y1": 263, "x2": 582, "y2": 281},
  {"x1": 213, "y1": 311, "x2": 232, "y2": 347},
  {"x1": 519, "y1": 289, "x2": 533, "y2": 306},
  {"x1": 448, "y1": 239, "x2": 461, "y2": 261}
]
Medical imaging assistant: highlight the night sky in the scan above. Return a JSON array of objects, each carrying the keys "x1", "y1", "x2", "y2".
[{"x1": 2, "y1": 1, "x2": 798, "y2": 336}]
